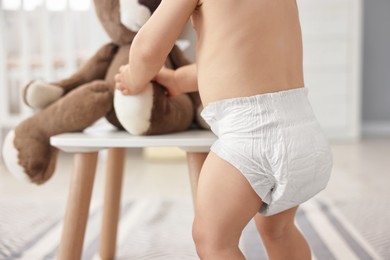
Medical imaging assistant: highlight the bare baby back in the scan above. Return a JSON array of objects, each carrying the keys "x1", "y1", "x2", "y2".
[{"x1": 191, "y1": 0, "x2": 304, "y2": 105}]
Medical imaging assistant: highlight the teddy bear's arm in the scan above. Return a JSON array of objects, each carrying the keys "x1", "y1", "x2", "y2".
[
  {"x1": 168, "y1": 45, "x2": 190, "y2": 68},
  {"x1": 22, "y1": 43, "x2": 120, "y2": 109},
  {"x1": 52, "y1": 43, "x2": 119, "y2": 94}
]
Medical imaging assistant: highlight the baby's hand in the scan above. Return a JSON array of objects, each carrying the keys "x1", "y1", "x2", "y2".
[
  {"x1": 115, "y1": 65, "x2": 149, "y2": 95},
  {"x1": 154, "y1": 66, "x2": 182, "y2": 97},
  {"x1": 114, "y1": 65, "x2": 131, "y2": 95}
]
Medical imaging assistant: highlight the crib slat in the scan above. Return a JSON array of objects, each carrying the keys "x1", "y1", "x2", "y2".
[
  {"x1": 19, "y1": 0, "x2": 32, "y2": 117},
  {"x1": 40, "y1": 4, "x2": 53, "y2": 81},
  {"x1": 0, "y1": 6, "x2": 9, "y2": 127},
  {"x1": 64, "y1": 1, "x2": 76, "y2": 77}
]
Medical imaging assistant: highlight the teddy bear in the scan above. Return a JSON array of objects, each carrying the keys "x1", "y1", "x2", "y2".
[{"x1": 2, "y1": 0, "x2": 207, "y2": 185}]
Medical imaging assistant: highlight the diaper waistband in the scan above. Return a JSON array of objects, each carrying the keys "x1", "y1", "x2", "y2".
[
  {"x1": 201, "y1": 87, "x2": 316, "y2": 128},
  {"x1": 204, "y1": 87, "x2": 307, "y2": 109}
]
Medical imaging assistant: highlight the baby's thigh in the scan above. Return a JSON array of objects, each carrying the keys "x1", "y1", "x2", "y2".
[{"x1": 195, "y1": 152, "x2": 263, "y2": 235}]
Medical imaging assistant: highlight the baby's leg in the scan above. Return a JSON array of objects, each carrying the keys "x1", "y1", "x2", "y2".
[
  {"x1": 254, "y1": 208, "x2": 311, "y2": 260},
  {"x1": 192, "y1": 152, "x2": 262, "y2": 260}
]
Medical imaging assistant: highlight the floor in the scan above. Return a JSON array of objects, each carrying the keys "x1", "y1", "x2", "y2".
[
  {"x1": 0, "y1": 148, "x2": 194, "y2": 202},
  {"x1": 1, "y1": 138, "x2": 390, "y2": 257}
]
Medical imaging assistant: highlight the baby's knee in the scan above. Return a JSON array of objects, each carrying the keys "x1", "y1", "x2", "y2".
[
  {"x1": 192, "y1": 220, "x2": 211, "y2": 257},
  {"x1": 192, "y1": 219, "x2": 233, "y2": 258},
  {"x1": 256, "y1": 220, "x2": 296, "y2": 241},
  {"x1": 255, "y1": 207, "x2": 299, "y2": 241}
]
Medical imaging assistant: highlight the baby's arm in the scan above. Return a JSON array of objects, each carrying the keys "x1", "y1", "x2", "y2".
[
  {"x1": 154, "y1": 64, "x2": 198, "y2": 96},
  {"x1": 115, "y1": 0, "x2": 198, "y2": 95}
]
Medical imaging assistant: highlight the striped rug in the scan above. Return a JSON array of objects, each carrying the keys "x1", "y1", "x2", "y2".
[{"x1": 0, "y1": 198, "x2": 383, "y2": 260}]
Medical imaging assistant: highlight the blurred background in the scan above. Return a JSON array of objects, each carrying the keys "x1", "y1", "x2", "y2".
[
  {"x1": 0, "y1": 0, "x2": 389, "y2": 259},
  {"x1": 0, "y1": 0, "x2": 389, "y2": 141}
]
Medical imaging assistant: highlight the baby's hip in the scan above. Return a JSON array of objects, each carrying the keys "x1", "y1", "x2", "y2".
[
  {"x1": 201, "y1": 87, "x2": 332, "y2": 163},
  {"x1": 201, "y1": 87, "x2": 317, "y2": 134}
]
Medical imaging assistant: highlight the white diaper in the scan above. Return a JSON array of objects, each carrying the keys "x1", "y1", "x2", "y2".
[{"x1": 201, "y1": 87, "x2": 333, "y2": 216}]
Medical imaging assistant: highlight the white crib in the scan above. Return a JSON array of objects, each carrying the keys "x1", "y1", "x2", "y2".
[{"x1": 0, "y1": 0, "x2": 109, "y2": 148}]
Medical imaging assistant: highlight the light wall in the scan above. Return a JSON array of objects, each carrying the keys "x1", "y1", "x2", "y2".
[{"x1": 362, "y1": 0, "x2": 390, "y2": 136}]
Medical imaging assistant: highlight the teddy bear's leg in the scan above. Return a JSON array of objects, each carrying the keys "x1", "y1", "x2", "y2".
[
  {"x1": 3, "y1": 80, "x2": 114, "y2": 184},
  {"x1": 23, "y1": 43, "x2": 118, "y2": 110}
]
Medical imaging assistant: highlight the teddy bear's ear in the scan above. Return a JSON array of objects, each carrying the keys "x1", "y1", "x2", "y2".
[
  {"x1": 119, "y1": 0, "x2": 144, "y2": 32},
  {"x1": 119, "y1": 0, "x2": 162, "y2": 32},
  {"x1": 138, "y1": 0, "x2": 161, "y2": 13},
  {"x1": 94, "y1": 0, "x2": 136, "y2": 44}
]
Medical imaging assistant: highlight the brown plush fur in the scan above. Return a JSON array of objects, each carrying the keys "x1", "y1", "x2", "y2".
[{"x1": 4, "y1": 0, "x2": 204, "y2": 184}]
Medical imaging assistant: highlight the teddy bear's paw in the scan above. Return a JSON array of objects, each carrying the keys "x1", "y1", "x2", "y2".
[
  {"x1": 24, "y1": 80, "x2": 64, "y2": 109},
  {"x1": 114, "y1": 87, "x2": 154, "y2": 135},
  {"x1": 2, "y1": 130, "x2": 58, "y2": 185},
  {"x1": 2, "y1": 130, "x2": 32, "y2": 183}
]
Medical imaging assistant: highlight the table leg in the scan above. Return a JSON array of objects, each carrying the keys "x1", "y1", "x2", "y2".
[
  {"x1": 99, "y1": 148, "x2": 126, "y2": 260},
  {"x1": 186, "y1": 152, "x2": 208, "y2": 207},
  {"x1": 58, "y1": 152, "x2": 99, "y2": 260}
]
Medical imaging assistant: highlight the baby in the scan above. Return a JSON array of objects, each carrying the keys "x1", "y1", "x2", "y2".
[{"x1": 115, "y1": 0, "x2": 333, "y2": 259}]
